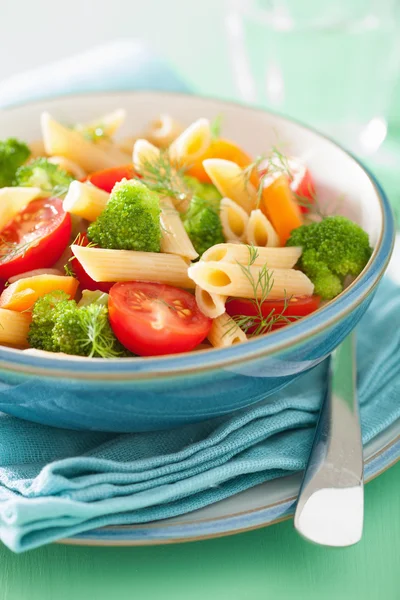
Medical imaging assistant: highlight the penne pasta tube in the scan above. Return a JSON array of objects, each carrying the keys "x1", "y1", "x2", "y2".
[
  {"x1": 63, "y1": 181, "x2": 109, "y2": 221},
  {"x1": 0, "y1": 187, "x2": 42, "y2": 231},
  {"x1": 132, "y1": 139, "x2": 160, "y2": 174},
  {"x1": 203, "y1": 159, "x2": 257, "y2": 214},
  {"x1": 71, "y1": 245, "x2": 194, "y2": 288},
  {"x1": 145, "y1": 114, "x2": 184, "y2": 148},
  {"x1": 48, "y1": 156, "x2": 86, "y2": 180},
  {"x1": 188, "y1": 261, "x2": 314, "y2": 299},
  {"x1": 79, "y1": 109, "x2": 127, "y2": 138},
  {"x1": 41, "y1": 112, "x2": 129, "y2": 172},
  {"x1": 207, "y1": 313, "x2": 247, "y2": 348},
  {"x1": 220, "y1": 197, "x2": 249, "y2": 242},
  {"x1": 195, "y1": 286, "x2": 227, "y2": 319},
  {"x1": 246, "y1": 209, "x2": 280, "y2": 247},
  {"x1": 202, "y1": 243, "x2": 302, "y2": 269},
  {"x1": 169, "y1": 118, "x2": 211, "y2": 166},
  {"x1": 160, "y1": 198, "x2": 199, "y2": 260},
  {"x1": 0, "y1": 309, "x2": 31, "y2": 348}
]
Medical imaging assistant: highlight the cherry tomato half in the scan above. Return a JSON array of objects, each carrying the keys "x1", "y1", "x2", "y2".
[
  {"x1": 0, "y1": 197, "x2": 71, "y2": 280},
  {"x1": 226, "y1": 295, "x2": 321, "y2": 334},
  {"x1": 70, "y1": 234, "x2": 113, "y2": 293},
  {"x1": 109, "y1": 282, "x2": 212, "y2": 356},
  {"x1": 87, "y1": 164, "x2": 136, "y2": 193}
]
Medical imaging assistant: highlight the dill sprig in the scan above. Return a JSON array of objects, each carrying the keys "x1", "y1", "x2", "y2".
[
  {"x1": 136, "y1": 150, "x2": 194, "y2": 211},
  {"x1": 225, "y1": 245, "x2": 301, "y2": 338},
  {"x1": 75, "y1": 304, "x2": 124, "y2": 359},
  {"x1": 0, "y1": 237, "x2": 37, "y2": 264},
  {"x1": 242, "y1": 146, "x2": 331, "y2": 217}
]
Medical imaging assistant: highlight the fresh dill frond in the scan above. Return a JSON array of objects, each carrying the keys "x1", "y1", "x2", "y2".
[
  {"x1": 224, "y1": 245, "x2": 301, "y2": 338},
  {"x1": 0, "y1": 237, "x2": 36, "y2": 264},
  {"x1": 210, "y1": 114, "x2": 223, "y2": 140},
  {"x1": 136, "y1": 150, "x2": 193, "y2": 211},
  {"x1": 75, "y1": 303, "x2": 123, "y2": 358},
  {"x1": 64, "y1": 262, "x2": 75, "y2": 277}
]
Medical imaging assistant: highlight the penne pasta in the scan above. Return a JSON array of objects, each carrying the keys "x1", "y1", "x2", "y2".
[
  {"x1": 0, "y1": 187, "x2": 42, "y2": 231},
  {"x1": 79, "y1": 109, "x2": 127, "y2": 138},
  {"x1": 71, "y1": 245, "x2": 194, "y2": 288},
  {"x1": 219, "y1": 197, "x2": 249, "y2": 242},
  {"x1": 41, "y1": 112, "x2": 129, "y2": 172},
  {"x1": 63, "y1": 181, "x2": 109, "y2": 221},
  {"x1": 169, "y1": 118, "x2": 211, "y2": 166},
  {"x1": 202, "y1": 243, "x2": 302, "y2": 269},
  {"x1": 48, "y1": 156, "x2": 86, "y2": 180},
  {"x1": 0, "y1": 309, "x2": 31, "y2": 348},
  {"x1": 188, "y1": 261, "x2": 314, "y2": 299},
  {"x1": 132, "y1": 139, "x2": 160, "y2": 174},
  {"x1": 207, "y1": 313, "x2": 247, "y2": 348},
  {"x1": 203, "y1": 159, "x2": 257, "y2": 214},
  {"x1": 246, "y1": 209, "x2": 280, "y2": 247},
  {"x1": 160, "y1": 197, "x2": 199, "y2": 260},
  {"x1": 195, "y1": 286, "x2": 227, "y2": 319},
  {"x1": 145, "y1": 114, "x2": 184, "y2": 148}
]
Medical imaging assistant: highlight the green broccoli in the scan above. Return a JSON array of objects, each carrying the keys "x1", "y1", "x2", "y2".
[
  {"x1": 14, "y1": 157, "x2": 73, "y2": 196},
  {"x1": 184, "y1": 175, "x2": 222, "y2": 209},
  {"x1": 182, "y1": 196, "x2": 224, "y2": 257},
  {"x1": 0, "y1": 138, "x2": 31, "y2": 187},
  {"x1": 286, "y1": 216, "x2": 372, "y2": 300},
  {"x1": 28, "y1": 291, "x2": 129, "y2": 358},
  {"x1": 87, "y1": 179, "x2": 161, "y2": 252},
  {"x1": 28, "y1": 290, "x2": 71, "y2": 352}
]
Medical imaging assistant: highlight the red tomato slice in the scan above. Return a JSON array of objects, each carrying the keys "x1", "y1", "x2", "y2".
[
  {"x1": 70, "y1": 234, "x2": 113, "y2": 293},
  {"x1": 109, "y1": 282, "x2": 212, "y2": 356},
  {"x1": 0, "y1": 197, "x2": 71, "y2": 280},
  {"x1": 226, "y1": 295, "x2": 321, "y2": 334},
  {"x1": 87, "y1": 164, "x2": 136, "y2": 193}
]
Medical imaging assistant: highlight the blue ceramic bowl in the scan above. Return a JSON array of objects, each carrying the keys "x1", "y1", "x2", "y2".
[{"x1": 0, "y1": 92, "x2": 395, "y2": 432}]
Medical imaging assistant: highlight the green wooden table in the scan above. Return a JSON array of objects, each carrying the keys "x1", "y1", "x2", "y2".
[
  {"x1": 0, "y1": 2, "x2": 399, "y2": 597},
  {"x1": 0, "y1": 463, "x2": 399, "y2": 599}
]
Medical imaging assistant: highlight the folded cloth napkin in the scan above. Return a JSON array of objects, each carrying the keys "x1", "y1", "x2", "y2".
[{"x1": 0, "y1": 41, "x2": 399, "y2": 553}]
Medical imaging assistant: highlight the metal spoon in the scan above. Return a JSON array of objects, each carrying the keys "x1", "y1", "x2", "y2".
[{"x1": 294, "y1": 333, "x2": 364, "y2": 547}]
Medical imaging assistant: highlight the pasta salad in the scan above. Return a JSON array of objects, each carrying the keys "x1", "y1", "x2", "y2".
[{"x1": 0, "y1": 110, "x2": 372, "y2": 357}]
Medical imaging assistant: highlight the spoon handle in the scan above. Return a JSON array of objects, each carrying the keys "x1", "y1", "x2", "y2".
[{"x1": 294, "y1": 333, "x2": 364, "y2": 547}]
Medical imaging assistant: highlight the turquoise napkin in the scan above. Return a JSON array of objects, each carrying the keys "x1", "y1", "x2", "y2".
[{"x1": 0, "y1": 41, "x2": 399, "y2": 553}]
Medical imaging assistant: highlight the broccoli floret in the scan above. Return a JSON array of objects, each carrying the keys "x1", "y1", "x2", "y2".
[
  {"x1": 184, "y1": 175, "x2": 222, "y2": 209},
  {"x1": 28, "y1": 290, "x2": 71, "y2": 352},
  {"x1": 87, "y1": 179, "x2": 161, "y2": 252},
  {"x1": 28, "y1": 291, "x2": 130, "y2": 358},
  {"x1": 0, "y1": 138, "x2": 31, "y2": 187},
  {"x1": 14, "y1": 157, "x2": 73, "y2": 196},
  {"x1": 183, "y1": 196, "x2": 224, "y2": 257},
  {"x1": 286, "y1": 216, "x2": 372, "y2": 300}
]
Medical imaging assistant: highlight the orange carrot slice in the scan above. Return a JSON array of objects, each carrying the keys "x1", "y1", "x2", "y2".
[
  {"x1": 260, "y1": 175, "x2": 303, "y2": 245},
  {"x1": 186, "y1": 139, "x2": 259, "y2": 188},
  {"x1": 0, "y1": 275, "x2": 79, "y2": 312}
]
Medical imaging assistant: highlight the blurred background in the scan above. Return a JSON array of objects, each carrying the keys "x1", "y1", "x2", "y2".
[{"x1": 0, "y1": 0, "x2": 399, "y2": 179}]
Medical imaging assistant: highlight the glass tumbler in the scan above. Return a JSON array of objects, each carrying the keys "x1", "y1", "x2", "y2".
[{"x1": 226, "y1": 0, "x2": 400, "y2": 155}]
